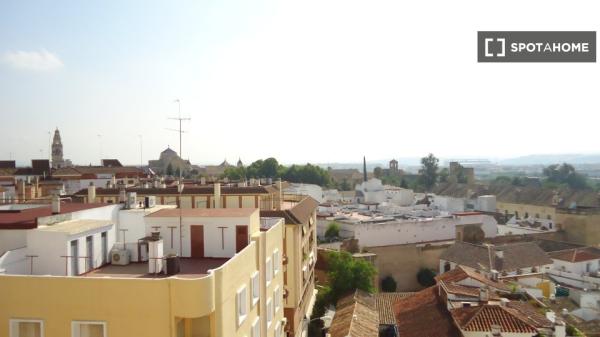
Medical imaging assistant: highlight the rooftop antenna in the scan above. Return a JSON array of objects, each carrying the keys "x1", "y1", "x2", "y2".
[{"x1": 167, "y1": 99, "x2": 191, "y2": 182}]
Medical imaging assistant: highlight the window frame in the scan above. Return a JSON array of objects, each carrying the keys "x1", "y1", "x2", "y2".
[
  {"x1": 274, "y1": 286, "x2": 281, "y2": 313},
  {"x1": 251, "y1": 317, "x2": 260, "y2": 337},
  {"x1": 266, "y1": 257, "x2": 273, "y2": 286},
  {"x1": 266, "y1": 298, "x2": 273, "y2": 328},
  {"x1": 274, "y1": 321, "x2": 281, "y2": 337},
  {"x1": 237, "y1": 285, "x2": 248, "y2": 326},
  {"x1": 273, "y1": 249, "x2": 280, "y2": 275},
  {"x1": 9, "y1": 319, "x2": 44, "y2": 337},
  {"x1": 251, "y1": 271, "x2": 260, "y2": 307},
  {"x1": 71, "y1": 320, "x2": 107, "y2": 337}
]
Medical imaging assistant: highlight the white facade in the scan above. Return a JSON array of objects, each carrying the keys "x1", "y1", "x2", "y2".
[
  {"x1": 354, "y1": 214, "x2": 497, "y2": 247},
  {"x1": 431, "y1": 195, "x2": 465, "y2": 213},
  {"x1": 25, "y1": 220, "x2": 116, "y2": 276},
  {"x1": 355, "y1": 178, "x2": 385, "y2": 204},
  {"x1": 284, "y1": 183, "x2": 323, "y2": 203},
  {"x1": 385, "y1": 187, "x2": 415, "y2": 206},
  {"x1": 144, "y1": 210, "x2": 260, "y2": 258},
  {"x1": 548, "y1": 256, "x2": 600, "y2": 290}
]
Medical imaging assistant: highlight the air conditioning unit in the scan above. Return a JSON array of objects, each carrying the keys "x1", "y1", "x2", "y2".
[{"x1": 111, "y1": 249, "x2": 130, "y2": 265}]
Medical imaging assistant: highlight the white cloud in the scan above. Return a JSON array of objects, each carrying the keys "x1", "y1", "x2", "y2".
[{"x1": 2, "y1": 49, "x2": 63, "y2": 71}]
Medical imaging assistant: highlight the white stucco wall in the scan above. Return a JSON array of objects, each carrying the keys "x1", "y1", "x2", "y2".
[
  {"x1": 553, "y1": 258, "x2": 600, "y2": 275},
  {"x1": 0, "y1": 230, "x2": 27, "y2": 255},
  {"x1": 354, "y1": 215, "x2": 497, "y2": 247},
  {"x1": 26, "y1": 223, "x2": 116, "y2": 276},
  {"x1": 144, "y1": 210, "x2": 259, "y2": 258}
]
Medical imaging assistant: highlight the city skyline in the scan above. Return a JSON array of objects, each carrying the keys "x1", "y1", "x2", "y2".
[{"x1": 1, "y1": 0, "x2": 599, "y2": 165}]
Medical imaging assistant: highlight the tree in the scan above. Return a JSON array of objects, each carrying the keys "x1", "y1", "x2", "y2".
[
  {"x1": 339, "y1": 178, "x2": 351, "y2": 191},
  {"x1": 439, "y1": 167, "x2": 449, "y2": 183},
  {"x1": 328, "y1": 251, "x2": 376, "y2": 299},
  {"x1": 381, "y1": 275, "x2": 397, "y2": 292},
  {"x1": 416, "y1": 268, "x2": 437, "y2": 287},
  {"x1": 543, "y1": 163, "x2": 588, "y2": 190},
  {"x1": 308, "y1": 251, "x2": 376, "y2": 336},
  {"x1": 373, "y1": 167, "x2": 383, "y2": 178},
  {"x1": 324, "y1": 222, "x2": 340, "y2": 241},
  {"x1": 400, "y1": 178, "x2": 408, "y2": 188},
  {"x1": 419, "y1": 153, "x2": 439, "y2": 191}
]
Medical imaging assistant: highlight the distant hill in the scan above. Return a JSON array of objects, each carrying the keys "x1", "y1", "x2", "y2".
[{"x1": 499, "y1": 154, "x2": 600, "y2": 166}]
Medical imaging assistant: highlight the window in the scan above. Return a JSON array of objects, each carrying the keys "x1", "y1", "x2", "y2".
[
  {"x1": 266, "y1": 257, "x2": 273, "y2": 285},
  {"x1": 237, "y1": 286, "x2": 248, "y2": 326},
  {"x1": 266, "y1": 298, "x2": 273, "y2": 328},
  {"x1": 274, "y1": 321, "x2": 281, "y2": 337},
  {"x1": 10, "y1": 319, "x2": 43, "y2": 337},
  {"x1": 273, "y1": 249, "x2": 280, "y2": 275},
  {"x1": 71, "y1": 321, "x2": 106, "y2": 337},
  {"x1": 274, "y1": 286, "x2": 281, "y2": 313},
  {"x1": 251, "y1": 317, "x2": 260, "y2": 337},
  {"x1": 251, "y1": 271, "x2": 260, "y2": 306}
]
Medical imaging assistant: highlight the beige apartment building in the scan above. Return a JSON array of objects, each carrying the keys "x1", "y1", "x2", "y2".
[{"x1": 0, "y1": 207, "x2": 286, "y2": 337}]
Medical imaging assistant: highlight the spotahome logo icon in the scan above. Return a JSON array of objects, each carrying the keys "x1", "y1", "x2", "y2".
[{"x1": 478, "y1": 31, "x2": 596, "y2": 62}]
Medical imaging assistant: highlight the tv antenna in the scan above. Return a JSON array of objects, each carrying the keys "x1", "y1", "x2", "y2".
[{"x1": 166, "y1": 99, "x2": 191, "y2": 180}]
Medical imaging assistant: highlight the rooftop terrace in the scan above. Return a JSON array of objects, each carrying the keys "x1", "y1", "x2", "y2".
[{"x1": 82, "y1": 258, "x2": 228, "y2": 279}]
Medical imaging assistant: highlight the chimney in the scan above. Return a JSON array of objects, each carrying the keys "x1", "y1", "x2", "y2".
[
  {"x1": 479, "y1": 288, "x2": 489, "y2": 302},
  {"x1": 19, "y1": 179, "x2": 25, "y2": 202},
  {"x1": 51, "y1": 195, "x2": 61, "y2": 214},
  {"x1": 213, "y1": 183, "x2": 221, "y2": 208},
  {"x1": 200, "y1": 176, "x2": 206, "y2": 185},
  {"x1": 35, "y1": 176, "x2": 39, "y2": 198},
  {"x1": 118, "y1": 188, "x2": 127, "y2": 203},
  {"x1": 87, "y1": 182, "x2": 96, "y2": 203},
  {"x1": 490, "y1": 324, "x2": 501, "y2": 337},
  {"x1": 111, "y1": 175, "x2": 116, "y2": 188},
  {"x1": 277, "y1": 178, "x2": 283, "y2": 210}
]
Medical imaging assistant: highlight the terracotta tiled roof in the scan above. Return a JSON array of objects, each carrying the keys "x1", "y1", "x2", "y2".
[
  {"x1": 394, "y1": 287, "x2": 461, "y2": 337},
  {"x1": 505, "y1": 301, "x2": 553, "y2": 329},
  {"x1": 550, "y1": 248, "x2": 600, "y2": 263},
  {"x1": 435, "y1": 182, "x2": 600, "y2": 208},
  {"x1": 329, "y1": 290, "x2": 379, "y2": 337},
  {"x1": 74, "y1": 185, "x2": 277, "y2": 196},
  {"x1": 440, "y1": 281, "x2": 501, "y2": 300},
  {"x1": 146, "y1": 208, "x2": 257, "y2": 218},
  {"x1": 451, "y1": 305, "x2": 537, "y2": 333},
  {"x1": 261, "y1": 196, "x2": 318, "y2": 225},
  {"x1": 373, "y1": 292, "x2": 414, "y2": 325},
  {"x1": 440, "y1": 242, "x2": 552, "y2": 273},
  {"x1": 436, "y1": 266, "x2": 511, "y2": 292}
]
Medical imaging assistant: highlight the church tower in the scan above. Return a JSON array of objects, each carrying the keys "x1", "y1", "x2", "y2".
[{"x1": 51, "y1": 128, "x2": 64, "y2": 168}]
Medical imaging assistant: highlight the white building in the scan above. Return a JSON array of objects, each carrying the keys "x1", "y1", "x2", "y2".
[
  {"x1": 354, "y1": 213, "x2": 497, "y2": 248},
  {"x1": 284, "y1": 183, "x2": 323, "y2": 203},
  {"x1": 548, "y1": 248, "x2": 600, "y2": 290}
]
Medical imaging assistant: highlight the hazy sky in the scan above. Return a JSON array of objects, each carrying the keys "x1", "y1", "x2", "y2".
[{"x1": 1, "y1": 0, "x2": 599, "y2": 166}]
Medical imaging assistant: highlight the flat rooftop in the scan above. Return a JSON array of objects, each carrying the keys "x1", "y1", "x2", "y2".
[
  {"x1": 36, "y1": 219, "x2": 113, "y2": 235},
  {"x1": 146, "y1": 208, "x2": 257, "y2": 218},
  {"x1": 83, "y1": 258, "x2": 228, "y2": 279},
  {"x1": 0, "y1": 202, "x2": 113, "y2": 229}
]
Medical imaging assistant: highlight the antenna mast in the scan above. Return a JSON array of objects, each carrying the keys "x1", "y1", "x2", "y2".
[{"x1": 167, "y1": 99, "x2": 191, "y2": 181}]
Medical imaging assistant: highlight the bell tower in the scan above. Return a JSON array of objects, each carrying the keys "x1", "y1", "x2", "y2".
[{"x1": 51, "y1": 128, "x2": 64, "y2": 168}]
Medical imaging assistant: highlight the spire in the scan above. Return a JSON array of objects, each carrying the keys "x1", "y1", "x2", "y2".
[{"x1": 363, "y1": 156, "x2": 368, "y2": 182}]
